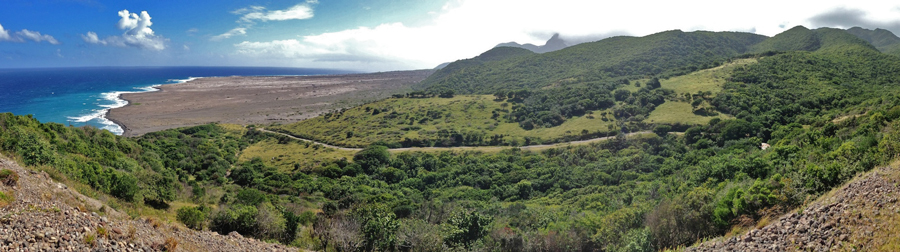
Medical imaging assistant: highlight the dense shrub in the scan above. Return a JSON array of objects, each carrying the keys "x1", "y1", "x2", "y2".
[{"x1": 177, "y1": 206, "x2": 208, "y2": 230}]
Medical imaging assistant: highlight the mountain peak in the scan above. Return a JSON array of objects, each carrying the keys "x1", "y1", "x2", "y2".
[
  {"x1": 845, "y1": 26, "x2": 900, "y2": 54},
  {"x1": 495, "y1": 33, "x2": 570, "y2": 53}
]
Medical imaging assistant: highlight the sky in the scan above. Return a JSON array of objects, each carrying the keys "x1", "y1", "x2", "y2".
[{"x1": 2, "y1": 0, "x2": 900, "y2": 72}]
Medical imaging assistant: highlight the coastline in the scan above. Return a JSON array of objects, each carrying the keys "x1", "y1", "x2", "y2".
[
  {"x1": 101, "y1": 78, "x2": 198, "y2": 135},
  {"x1": 106, "y1": 70, "x2": 434, "y2": 137}
]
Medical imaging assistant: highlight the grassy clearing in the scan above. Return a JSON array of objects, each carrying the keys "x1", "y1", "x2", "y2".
[
  {"x1": 239, "y1": 138, "x2": 355, "y2": 172},
  {"x1": 645, "y1": 102, "x2": 731, "y2": 125},
  {"x1": 641, "y1": 59, "x2": 754, "y2": 126},
  {"x1": 660, "y1": 58, "x2": 757, "y2": 95},
  {"x1": 271, "y1": 95, "x2": 618, "y2": 147}
]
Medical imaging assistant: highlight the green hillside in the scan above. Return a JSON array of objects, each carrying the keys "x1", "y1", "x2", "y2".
[
  {"x1": 750, "y1": 26, "x2": 876, "y2": 53},
  {"x1": 846, "y1": 26, "x2": 900, "y2": 56},
  {"x1": 417, "y1": 30, "x2": 767, "y2": 94},
  {"x1": 424, "y1": 46, "x2": 534, "y2": 86}
]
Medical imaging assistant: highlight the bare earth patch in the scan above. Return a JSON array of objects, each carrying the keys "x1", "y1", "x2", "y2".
[{"x1": 107, "y1": 70, "x2": 433, "y2": 137}]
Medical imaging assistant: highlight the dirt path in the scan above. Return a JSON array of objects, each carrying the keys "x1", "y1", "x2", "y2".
[{"x1": 258, "y1": 128, "x2": 654, "y2": 152}]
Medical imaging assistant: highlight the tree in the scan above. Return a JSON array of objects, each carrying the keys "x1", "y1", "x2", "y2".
[
  {"x1": 177, "y1": 206, "x2": 208, "y2": 230},
  {"x1": 139, "y1": 169, "x2": 178, "y2": 207},
  {"x1": 444, "y1": 210, "x2": 492, "y2": 249},
  {"x1": 647, "y1": 77, "x2": 661, "y2": 89},
  {"x1": 438, "y1": 89, "x2": 455, "y2": 98},
  {"x1": 110, "y1": 173, "x2": 139, "y2": 202},
  {"x1": 615, "y1": 89, "x2": 632, "y2": 101},
  {"x1": 354, "y1": 145, "x2": 391, "y2": 174},
  {"x1": 653, "y1": 125, "x2": 672, "y2": 137},
  {"x1": 515, "y1": 180, "x2": 533, "y2": 200},
  {"x1": 493, "y1": 91, "x2": 508, "y2": 101},
  {"x1": 357, "y1": 204, "x2": 400, "y2": 251},
  {"x1": 684, "y1": 126, "x2": 703, "y2": 145}
]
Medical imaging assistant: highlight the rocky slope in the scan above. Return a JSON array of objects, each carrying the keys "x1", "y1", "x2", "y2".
[
  {"x1": 0, "y1": 155, "x2": 298, "y2": 252},
  {"x1": 687, "y1": 163, "x2": 900, "y2": 251}
]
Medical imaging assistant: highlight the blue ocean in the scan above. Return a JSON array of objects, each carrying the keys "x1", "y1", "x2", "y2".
[{"x1": 0, "y1": 67, "x2": 353, "y2": 135}]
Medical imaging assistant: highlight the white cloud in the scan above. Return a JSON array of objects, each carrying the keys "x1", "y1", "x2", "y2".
[
  {"x1": 0, "y1": 23, "x2": 59, "y2": 44},
  {"x1": 82, "y1": 9, "x2": 168, "y2": 51},
  {"x1": 239, "y1": 4, "x2": 314, "y2": 22},
  {"x1": 211, "y1": 27, "x2": 247, "y2": 41},
  {"x1": 56, "y1": 49, "x2": 63, "y2": 58},
  {"x1": 16, "y1": 29, "x2": 60, "y2": 44},
  {"x1": 0, "y1": 23, "x2": 14, "y2": 42},
  {"x1": 214, "y1": 3, "x2": 316, "y2": 41},
  {"x1": 81, "y1": 31, "x2": 106, "y2": 45},
  {"x1": 231, "y1": 0, "x2": 900, "y2": 71}
]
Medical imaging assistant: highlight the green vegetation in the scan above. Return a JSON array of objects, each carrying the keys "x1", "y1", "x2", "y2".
[
  {"x1": 418, "y1": 30, "x2": 766, "y2": 94},
  {"x1": 5, "y1": 25, "x2": 900, "y2": 252},
  {"x1": 749, "y1": 26, "x2": 874, "y2": 53},
  {"x1": 271, "y1": 95, "x2": 619, "y2": 148},
  {"x1": 0, "y1": 190, "x2": 12, "y2": 208},
  {"x1": 659, "y1": 58, "x2": 757, "y2": 95},
  {"x1": 238, "y1": 136, "x2": 354, "y2": 172},
  {"x1": 177, "y1": 205, "x2": 209, "y2": 230},
  {"x1": 846, "y1": 26, "x2": 900, "y2": 55}
]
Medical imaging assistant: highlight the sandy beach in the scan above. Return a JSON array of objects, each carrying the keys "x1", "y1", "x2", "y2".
[{"x1": 107, "y1": 70, "x2": 433, "y2": 136}]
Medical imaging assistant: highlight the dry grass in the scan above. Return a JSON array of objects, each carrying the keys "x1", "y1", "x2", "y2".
[
  {"x1": 148, "y1": 217, "x2": 163, "y2": 229},
  {"x1": 164, "y1": 237, "x2": 179, "y2": 251},
  {"x1": 127, "y1": 225, "x2": 137, "y2": 241},
  {"x1": 754, "y1": 215, "x2": 772, "y2": 229}
]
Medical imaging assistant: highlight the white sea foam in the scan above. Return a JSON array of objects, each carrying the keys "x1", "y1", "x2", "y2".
[
  {"x1": 65, "y1": 81, "x2": 179, "y2": 136},
  {"x1": 171, "y1": 77, "x2": 199, "y2": 83}
]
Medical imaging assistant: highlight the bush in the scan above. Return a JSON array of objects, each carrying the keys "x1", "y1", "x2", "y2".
[
  {"x1": 210, "y1": 205, "x2": 258, "y2": 236},
  {"x1": 653, "y1": 125, "x2": 672, "y2": 137},
  {"x1": 0, "y1": 169, "x2": 18, "y2": 186},
  {"x1": 444, "y1": 210, "x2": 492, "y2": 249},
  {"x1": 177, "y1": 206, "x2": 208, "y2": 230},
  {"x1": 354, "y1": 145, "x2": 391, "y2": 174},
  {"x1": 236, "y1": 188, "x2": 267, "y2": 206},
  {"x1": 110, "y1": 173, "x2": 139, "y2": 202},
  {"x1": 16, "y1": 131, "x2": 56, "y2": 166}
]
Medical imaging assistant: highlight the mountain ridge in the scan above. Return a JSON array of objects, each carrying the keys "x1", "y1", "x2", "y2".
[{"x1": 495, "y1": 33, "x2": 570, "y2": 53}]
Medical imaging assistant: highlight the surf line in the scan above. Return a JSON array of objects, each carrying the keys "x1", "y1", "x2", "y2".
[{"x1": 67, "y1": 77, "x2": 200, "y2": 136}]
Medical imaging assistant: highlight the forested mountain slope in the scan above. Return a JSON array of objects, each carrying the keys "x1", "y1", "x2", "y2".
[
  {"x1": 417, "y1": 30, "x2": 767, "y2": 94},
  {"x1": 846, "y1": 26, "x2": 900, "y2": 56},
  {"x1": 749, "y1": 26, "x2": 875, "y2": 53}
]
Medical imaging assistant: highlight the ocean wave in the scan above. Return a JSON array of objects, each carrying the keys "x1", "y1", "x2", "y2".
[
  {"x1": 171, "y1": 77, "x2": 199, "y2": 83},
  {"x1": 66, "y1": 82, "x2": 175, "y2": 136},
  {"x1": 67, "y1": 110, "x2": 104, "y2": 123}
]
